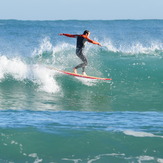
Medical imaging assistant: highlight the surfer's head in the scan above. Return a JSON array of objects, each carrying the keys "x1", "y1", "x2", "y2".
[{"x1": 83, "y1": 30, "x2": 90, "y2": 36}]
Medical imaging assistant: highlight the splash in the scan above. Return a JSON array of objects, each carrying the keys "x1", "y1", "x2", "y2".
[
  {"x1": 32, "y1": 37, "x2": 76, "y2": 67},
  {"x1": 0, "y1": 55, "x2": 60, "y2": 93},
  {"x1": 75, "y1": 77, "x2": 98, "y2": 86},
  {"x1": 102, "y1": 40, "x2": 163, "y2": 56},
  {"x1": 0, "y1": 55, "x2": 28, "y2": 80},
  {"x1": 32, "y1": 37, "x2": 54, "y2": 57}
]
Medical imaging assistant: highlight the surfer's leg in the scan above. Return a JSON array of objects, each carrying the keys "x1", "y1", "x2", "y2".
[
  {"x1": 75, "y1": 55, "x2": 87, "y2": 71},
  {"x1": 74, "y1": 48, "x2": 88, "y2": 74},
  {"x1": 80, "y1": 55, "x2": 87, "y2": 76},
  {"x1": 73, "y1": 68, "x2": 77, "y2": 74}
]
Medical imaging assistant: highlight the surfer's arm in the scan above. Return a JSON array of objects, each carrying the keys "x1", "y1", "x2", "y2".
[
  {"x1": 87, "y1": 38, "x2": 101, "y2": 46},
  {"x1": 59, "y1": 33, "x2": 78, "y2": 38},
  {"x1": 82, "y1": 35, "x2": 101, "y2": 46}
]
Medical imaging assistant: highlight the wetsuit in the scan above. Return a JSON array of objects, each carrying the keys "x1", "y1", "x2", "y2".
[
  {"x1": 61, "y1": 33, "x2": 100, "y2": 72},
  {"x1": 75, "y1": 35, "x2": 88, "y2": 72}
]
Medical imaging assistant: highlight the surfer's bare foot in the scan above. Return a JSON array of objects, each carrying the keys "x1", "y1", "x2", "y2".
[
  {"x1": 82, "y1": 72, "x2": 87, "y2": 76},
  {"x1": 73, "y1": 68, "x2": 77, "y2": 74}
]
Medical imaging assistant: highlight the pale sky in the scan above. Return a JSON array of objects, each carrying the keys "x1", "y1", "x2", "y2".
[{"x1": 0, "y1": 0, "x2": 162, "y2": 20}]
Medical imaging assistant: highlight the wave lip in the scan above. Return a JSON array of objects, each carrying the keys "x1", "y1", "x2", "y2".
[{"x1": 103, "y1": 41, "x2": 163, "y2": 56}]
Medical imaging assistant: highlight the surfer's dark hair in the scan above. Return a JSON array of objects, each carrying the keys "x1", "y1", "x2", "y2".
[{"x1": 83, "y1": 30, "x2": 90, "y2": 35}]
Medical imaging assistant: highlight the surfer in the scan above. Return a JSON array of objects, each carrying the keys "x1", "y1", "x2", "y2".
[{"x1": 59, "y1": 30, "x2": 101, "y2": 76}]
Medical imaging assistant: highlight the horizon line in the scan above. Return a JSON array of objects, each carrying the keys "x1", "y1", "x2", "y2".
[{"x1": 0, "y1": 18, "x2": 163, "y2": 21}]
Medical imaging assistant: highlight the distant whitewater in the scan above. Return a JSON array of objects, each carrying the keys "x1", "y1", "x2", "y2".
[{"x1": 0, "y1": 20, "x2": 163, "y2": 162}]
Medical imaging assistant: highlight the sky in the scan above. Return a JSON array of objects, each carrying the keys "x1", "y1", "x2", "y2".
[{"x1": 0, "y1": 0, "x2": 163, "y2": 20}]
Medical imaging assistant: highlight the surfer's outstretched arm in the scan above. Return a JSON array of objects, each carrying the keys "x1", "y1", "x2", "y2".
[
  {"x1": 59, "y1": 33, "x2": 78, "y2": 38},
  {"x1": 59, "y1": 33, "x2": 101, "y2": 46},
  {"x1": 83, "y1": 35, "x2": 102, "y2": 46}
]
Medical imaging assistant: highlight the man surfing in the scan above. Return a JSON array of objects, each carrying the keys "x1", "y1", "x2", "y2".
[{"x1": 59, "y1": 30, "x2": 101, "y2": 76}]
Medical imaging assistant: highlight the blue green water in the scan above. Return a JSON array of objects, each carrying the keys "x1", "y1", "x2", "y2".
[{"x1": 0, "y1": 20, "x2": 163, "y2": 162}]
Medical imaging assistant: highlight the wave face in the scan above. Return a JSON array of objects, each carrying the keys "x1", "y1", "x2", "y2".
[{"x1": 0, "y1": 20, "x2": 163, "y2": 162}]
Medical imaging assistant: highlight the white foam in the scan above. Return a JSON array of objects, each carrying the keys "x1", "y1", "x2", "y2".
[
  {"x1": 0, "y1": 55, "x2": 60, "y2": 93},
  {"x1": 158, "y1": 158, "x2": 163, "y2": 163},
  {"x1": 0, "y1": 55, "x2": 28, "y2": 80},
  {"x1": 126, "y1": 155, "x2": 163, "y2": 163},
  {"x1": 138, "y1": 155, "x2": 155, "y2": 161},
  {"x1": 53, "y1": 42, "x2": 75, "y2": 54},
  {"x1": 137, "y1": 155, "x2": 163, "y2": 163},
  {"x1": 28, "y1": 153, "x2": 43, "y2": 163},
  {"x1": 103, "y1": 40, "x2": 119, "y2": 53},
  {"x1": 11, "y1": 140, "x2": 18, "y2": 145},
  {"x1": 32, "y1": 37, "x2": 77, "y2": 70},
  {"x1": 33, "y1": 65, "x2": 60, "y2": 93},
  {"x1": 32, "y1": 37, "x2": 74, "y2": 58},
  {"x1": 87, "y1": 153, "x2": 125, "y2": 163},
  {"x1": 103, "y1": 40, "x2": 163, "y2": 56},
  {"x1": 62, "y1": 158, "x2": 82, "y2": 163},
  {"x1": 32, "y1": 37, "x2": 54, "y2": 57},
  {"x1": 76, "y1": 77, "x2": 98, "y2": 86},
  {"x1": 124, "y1": 130, "x2": 163, "y2": 138}
]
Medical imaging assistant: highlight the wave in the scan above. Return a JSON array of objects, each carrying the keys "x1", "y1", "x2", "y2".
[
  {"x1": 0, "y1": 54, "x2": 103, "y2": 94},
  {"x1": 34, "y1": 37, "x2": 163, "y2": 59},
  {"x1": 0, "y1": 37, "x2": 162, "y2": 95},
  {"x1": 102, "y1": 40, "x2": 163, "y2": 56},
  {"x1": 0, "y1": 55, "x2": 60, "y2": 93},
  {"x1": 0, "y1": 110, "x2": 163, "y2": 162}
]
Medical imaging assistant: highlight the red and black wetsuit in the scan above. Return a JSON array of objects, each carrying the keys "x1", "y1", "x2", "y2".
[
  {"x1": 61, "y1": 33, "x2": 100, "y2": 72},
  {"x1": 75, "y1": 35, "x2": 88, "y2": 72}
]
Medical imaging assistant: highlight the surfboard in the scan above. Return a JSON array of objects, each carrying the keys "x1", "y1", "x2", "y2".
[{"x1": 47, "y1": 66, "x2": 112, "y2": 81}]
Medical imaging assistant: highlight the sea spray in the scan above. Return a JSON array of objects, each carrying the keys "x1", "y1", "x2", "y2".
[{"x1": 0, "y1": 55, "x2": 60, "y2": 93}]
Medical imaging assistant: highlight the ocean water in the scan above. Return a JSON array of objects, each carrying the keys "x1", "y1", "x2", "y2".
[{"x1": 0, "y1": 19, "x2": 163, "y2": 162}]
